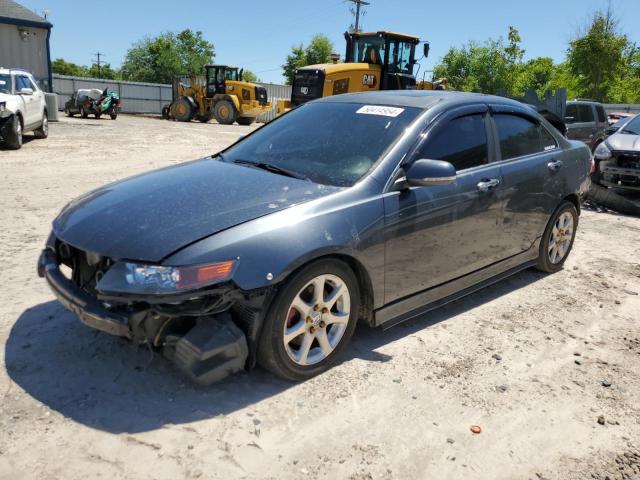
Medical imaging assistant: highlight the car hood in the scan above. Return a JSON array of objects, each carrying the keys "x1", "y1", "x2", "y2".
[
  {"x1": 53, "y1": 158, "x2": 341, "y2": 262},
  {"x1": 608, "y1": 132, "x2": 640, "y2": 151},
  {"x1": 0, "y1": 92, "x2": 14, "y2": 105}
]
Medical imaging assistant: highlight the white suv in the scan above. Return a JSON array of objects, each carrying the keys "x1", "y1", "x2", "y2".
[{"x1": 0, "y1": 68, "x2": 48, "y2": 149}]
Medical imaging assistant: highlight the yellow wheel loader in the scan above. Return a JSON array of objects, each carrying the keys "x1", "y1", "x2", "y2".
[
  {"x1": 277, "y1": 31, "x2": 444, "y2": 115},
  {"x1": 163, "y1": 65, "x2": 271, "y2": 125}
]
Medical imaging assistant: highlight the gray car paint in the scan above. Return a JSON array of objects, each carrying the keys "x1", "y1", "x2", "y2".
[{"x1": 161, "y1": 92, "x2": 591, "y2": 320}]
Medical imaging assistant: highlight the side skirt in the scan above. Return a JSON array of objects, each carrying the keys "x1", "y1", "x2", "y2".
[{"x1": 374, "y1": 249, "x2": 539, "y2": 329}]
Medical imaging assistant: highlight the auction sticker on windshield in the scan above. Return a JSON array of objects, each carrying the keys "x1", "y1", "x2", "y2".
[{"x1": 356, "y1": 105, "x2": 405, "y2": 117}]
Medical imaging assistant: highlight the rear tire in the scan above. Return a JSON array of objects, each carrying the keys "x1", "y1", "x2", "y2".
[
  {"x1": 4, "y1": 114, "x2": 23, "y2": 149},
  {"x1": 213, "y1": 100, "x2": 237, "y2": 125},
  {"x1": 110, "y1": 111, "x2": 118, "y2": 120},
  {"x1": 237, "y1": 116, "x2": 256, "y2": 126},
  {"x1": 34, "y1": 112, "x2": 48, "y2": 138},
  {"x1": 95, "y1": 112, "x2": 101, "y2": 119},
  {"x1": 65, "y1": 107, "x2": 73, "y2": 117},
  {"x1": 81, "y1": 107, "x2": 88, "y2": 118},
  {"x1": 257, "y1": 259, "x2": 360, "y2": 381},
  {"x1": 162, "y1": 105, "x2": 170, "y2": 119},
  {"x1": 172, "y1": 97, "x2": 195, "y2": 122},
  {"x1": 536, "y1": 201, "x2": 578, "y2": 273}
]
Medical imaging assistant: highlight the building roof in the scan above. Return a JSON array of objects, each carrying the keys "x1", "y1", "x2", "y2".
[{"x1": 0, "y1": 0, "x2": 51, "y2": 28}]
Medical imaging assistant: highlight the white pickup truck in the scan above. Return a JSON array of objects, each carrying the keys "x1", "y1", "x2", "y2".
[{"x1": 0, "y1": 68, "x2": 48, "y2": 149}]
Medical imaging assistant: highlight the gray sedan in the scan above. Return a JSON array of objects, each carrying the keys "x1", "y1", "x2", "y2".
[{"x1": 38, "y1": 91, "x2": 591, "y2": 384}]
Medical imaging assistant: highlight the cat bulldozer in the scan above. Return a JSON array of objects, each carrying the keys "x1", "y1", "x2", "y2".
[
  {"x1": 163, "y1": 64, "x2": 271, "y2": 125},
  {"x1": 277, "y1": 30, "x2": 443, "y2": 115}
]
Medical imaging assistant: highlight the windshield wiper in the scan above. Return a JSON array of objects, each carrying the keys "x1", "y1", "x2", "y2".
[
  {"x1": 232, "y1": 159, "x2": 309, "y2": 181},
  {"x1": 620, "y1": 129, "x2": 639, "y2": 135}
]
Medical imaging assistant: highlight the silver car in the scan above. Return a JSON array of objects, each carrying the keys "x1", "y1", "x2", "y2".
[{"x1": 594, "y1": 114, "x2": 640, "y2": 192}]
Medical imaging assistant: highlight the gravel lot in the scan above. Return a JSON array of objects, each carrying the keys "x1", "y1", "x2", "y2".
[{"x1": 1, "y1": 114, "x2": 639, "y2": 480}]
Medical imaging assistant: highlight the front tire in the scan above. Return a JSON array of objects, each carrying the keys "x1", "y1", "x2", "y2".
[
  {"x1": 258, "y1": 259, "x2": 360, "y2": 381},
  {"x1": 213, "y1": 100, "x2": 237, "y2": 125},
  {"x1": 536, "y1": 201, "x2": 578, "y2": 273},
  {"x1": 5, "y1": 115, "x2": 23, "y2": 149},
  {"x1": 81, "y1": 106, "x2": 88, "y2": 118}
]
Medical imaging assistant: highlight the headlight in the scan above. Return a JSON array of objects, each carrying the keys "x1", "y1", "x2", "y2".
[
  {"x1": 594, "y1": 142, "x2": 612, "y2": 160},
  {"x1": 97, "y1": 259, "x2": 237, "y2": 295}
]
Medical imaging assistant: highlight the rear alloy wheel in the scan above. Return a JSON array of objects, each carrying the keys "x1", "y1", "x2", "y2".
[
  {"x1": 258, "y1": 259, "x2": 359, "y2": 381},
  {"x1": 34, "y1": 112, "x2": 48, "y2": 138},
  {"x1": 536, "y1": 201, "x2": 578, "y2": 273},
  {"x1": 5, "y1": 115, "x2": 23, "y2": 149},
  {"x1": 213, "y1": 100, "x2": 237, "y2": 125}
]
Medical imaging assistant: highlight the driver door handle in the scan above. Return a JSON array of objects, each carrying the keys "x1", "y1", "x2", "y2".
[
  {"x1": 548, "y1": 159, "x2": 563, "y2": 171},
  {"x1": 477, "y1": 178, "x2": 500, "y2": 192}
]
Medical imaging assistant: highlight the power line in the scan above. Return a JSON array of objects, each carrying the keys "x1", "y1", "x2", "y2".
[{"x1": 347, "y1": 0, "x2": 369, "y2": 32}]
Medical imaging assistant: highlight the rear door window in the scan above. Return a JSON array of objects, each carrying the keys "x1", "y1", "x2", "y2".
[
  {"x1": 596, "y1": 105, "x2": 607, "y2": 123},
  {"x1": 414, "y1": 114, "x2": 488, "y2": 171},
  {"x1": 577, "y1": 105, "x2": 594, "y2": 122},
  {"x1": 566, "y1": 104, "x2": 577, "y2": 124},
  {"x1": 494, "y1": 114, "x2": 549, "y2": 160}
]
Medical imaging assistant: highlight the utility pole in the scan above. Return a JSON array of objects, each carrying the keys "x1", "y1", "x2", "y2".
[
  {"x1": 93, "y1": 52, "x2": 105, "y2": 76},
  {"x1": 347, "y1": 0, "x2": 369, "y2": 32}
]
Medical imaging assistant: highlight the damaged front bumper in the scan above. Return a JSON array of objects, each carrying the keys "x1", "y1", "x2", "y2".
[
  {"x1": 37, "y1": 245, "x2": 250, "y2": 385},
  {"x1": 600, "y1": 153, "x2": 640, "y2": 191}
]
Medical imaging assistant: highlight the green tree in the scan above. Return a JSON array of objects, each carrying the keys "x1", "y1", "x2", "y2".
[
  {"x1": 282, "y1": 44, "x2": 306, "y2": 85},
  {"x1": 121, "y1": 29, "x2": 214, "y2": 84},
  {"x1": 242, "y1": 69, "x2": 260, "y2": 83},
  {"x1": 567, "y1": 6, "x2": 630, "y2": 101},
  {"x1": 433, "y1": 35, "x2": 517, "y2": 94},
  {"x1": 52, "y1": 58, "x2": 86, "y2": 77},
  {"x1": 304, "y1": 34, "x2": 334, "y2": 65},
  {"x1": 513, "y1": 57, "x2": 555, "y2": 97},
  {"x1": 281, "y1": 34, "x2": 335, "y2": 85},
  {"x1": 86, "y1": 63, "x2": 121, "y2": 80}
]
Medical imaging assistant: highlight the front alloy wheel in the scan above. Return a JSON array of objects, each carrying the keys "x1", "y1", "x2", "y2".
[
  {"x1": 283, "y1": 274, "x2": 351, "y2": 366},
  {"x1": 258, "y1": 259, "x2": 360, "y2": 381}
]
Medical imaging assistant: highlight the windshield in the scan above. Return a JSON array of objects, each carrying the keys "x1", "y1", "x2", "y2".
[
  {"x1": 620, "y1": 115, "x2": 640, "y2": 135},
  {"x1": 220, "y1": 102, "x2": 420, "y2": 187},
  {"x1": 225, "y1": 69, "x2": 239, "y2": 81},
  {"x1": 0, "y1": 74, "x2": 11, "y2": 94}
]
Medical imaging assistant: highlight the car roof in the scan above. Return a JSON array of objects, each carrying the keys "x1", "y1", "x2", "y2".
[
  {"x1": 0, "y1": 68, "x2": 31, "y2": 76},
  {"x1": 318, "y1": 90, "x2": 526, "y2": 110}
]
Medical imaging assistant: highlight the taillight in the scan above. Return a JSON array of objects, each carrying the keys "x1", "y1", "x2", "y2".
[{"x1": 590, "y1": 156, "x2": 596, "y2": 173}]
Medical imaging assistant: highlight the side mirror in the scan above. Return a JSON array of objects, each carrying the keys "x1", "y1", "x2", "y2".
[
  {"x1": 423, "y1": 43, "x2": 430, "y2": 59},
  {"x1": 564, "y1": 116, "x2": 575, "y2": 124},
  {"x1": 19, "y1": 87, "x2": 33, "y2": 95},
  {"x1": 397, "y1": 159, "x2": 456, "y2": 189}
]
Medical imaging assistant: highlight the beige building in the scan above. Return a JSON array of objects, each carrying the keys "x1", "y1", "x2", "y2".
[{"x1": 0, "y1": 0, "x2": 52, "y2": 91}]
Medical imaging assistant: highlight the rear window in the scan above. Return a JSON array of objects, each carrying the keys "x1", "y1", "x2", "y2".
[{"x1": 221, "y1": 102, "x2": 421, "y2": 187}]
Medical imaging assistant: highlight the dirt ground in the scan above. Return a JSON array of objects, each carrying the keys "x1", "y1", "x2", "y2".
[{"x1": 1, "y1": 114, "x2": 639, "y2": 480}]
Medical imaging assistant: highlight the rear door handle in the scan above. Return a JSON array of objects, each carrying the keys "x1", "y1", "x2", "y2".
[
  {"x1": 548, "y1": 159, "x2": 563, "y2": 171},
  {"x1": 477, "y1": 178, "x2": 500, "y2": 192}
]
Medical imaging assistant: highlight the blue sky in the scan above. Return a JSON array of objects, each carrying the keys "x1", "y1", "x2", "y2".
[{"x1": 18, "y1": 0, "x2": 640, "y2": 84}]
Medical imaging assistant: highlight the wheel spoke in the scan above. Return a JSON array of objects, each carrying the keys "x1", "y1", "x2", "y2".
[
  {"x1": 295, "y1": 332, "x2": 314, "y2": 365},
  {"x1": 556, "y1": 243, "x2": 565, "y2": 260},
  {"x1": 284, "y1": 320, "x2": 307, "y2": 344},
  {"x1": 311, "y1": 276, "x2": 326, "y2": 304},
  {"x1": 315, "y1": 328, "x2": 333, "y2": 356},
  {"x1": 550, "y1": 245, "x2": 558, "y2": 263},
  {"x1": 325, "y1": 311, "x2": 349, "y2": 325},
  {"x1": 291, "y1": 296, "x2": 311, "y2": 315}
]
